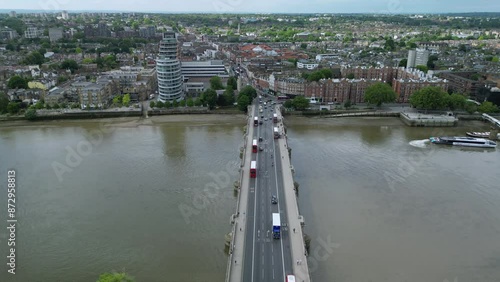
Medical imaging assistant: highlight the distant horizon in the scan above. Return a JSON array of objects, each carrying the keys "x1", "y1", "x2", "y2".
[
  {"x1": 1, "y1": 9, "x2": 500, "y2": 15},
  {"x1": 0, "y1": 0, "x2": 498, "y2": 14}
]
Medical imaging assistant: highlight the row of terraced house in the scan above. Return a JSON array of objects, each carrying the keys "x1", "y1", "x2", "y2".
[{"x1": 252, "y1": 66, "x2": 448, "y2": 103}]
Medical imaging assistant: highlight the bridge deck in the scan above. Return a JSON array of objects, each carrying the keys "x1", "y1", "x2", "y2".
[{"x1": 226, "y1": 104, "x2": 311, "y2": 282}]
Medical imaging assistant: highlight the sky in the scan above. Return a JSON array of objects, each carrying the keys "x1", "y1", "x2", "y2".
[{"x1": 1, "y1": 0, "x2": 499, "y2": 14}]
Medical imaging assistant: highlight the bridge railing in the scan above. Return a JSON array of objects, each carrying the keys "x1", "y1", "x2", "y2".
[{"x1": 225, "y1": 105, "x2": 253, "y2": 282}]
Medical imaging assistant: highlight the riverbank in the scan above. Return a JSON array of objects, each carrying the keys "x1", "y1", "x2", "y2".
[
  {"x1": 0, "y1": 106, "x2": 244, "y2": 123},
  {"x1": 0, "y1": 113, "x2": 247, "y2": 128}
]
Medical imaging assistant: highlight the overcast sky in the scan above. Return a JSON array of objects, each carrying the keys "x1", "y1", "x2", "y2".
[{"x1": 1, "y1": 0, "x2": 499, "y2": 13}]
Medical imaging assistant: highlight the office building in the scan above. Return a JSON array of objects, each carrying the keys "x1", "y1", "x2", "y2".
[{"x1": 181, "y1": 60, "x2": 228, "y2": 79}]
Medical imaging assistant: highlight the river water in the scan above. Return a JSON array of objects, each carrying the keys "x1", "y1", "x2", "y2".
[{"x1": 0, "y1": 115, "x2": 499, "y2": 282}]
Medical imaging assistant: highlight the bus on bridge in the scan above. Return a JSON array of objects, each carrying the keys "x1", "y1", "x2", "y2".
[
  {"x1": 286, "y1": 275, "x2": 296, "y2": 282},
  {"x1": 250, "y1": 161, "x2": 257, "y2": 178},
  {"x1": 274, "y1": 127, "x2": 280, "y2": 139},
  {"x1": 253, "y1": 117, "x2": 258, "y2": 126},
  {"x1": 272, "y1": 213, "x2": 281, "y2": 239},
  {"x1": 273, "y1": 113, "x2": 278, "y2": 123},
  {"x1": 252, "y1": 139, "x2": 258, "y2": 153}
]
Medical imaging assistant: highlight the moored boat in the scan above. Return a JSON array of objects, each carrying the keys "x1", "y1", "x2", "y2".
[
  {"x1": 466, "y1": 131, "x2": 500, "y2": 139},
  {"x1": 429, "y1": 136, "x2": 497, "y2": 148}
]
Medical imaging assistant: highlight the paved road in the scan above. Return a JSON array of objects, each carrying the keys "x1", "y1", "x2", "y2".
[{"x1": 242, "y1": 100, "x2": 293, "y2": 282}]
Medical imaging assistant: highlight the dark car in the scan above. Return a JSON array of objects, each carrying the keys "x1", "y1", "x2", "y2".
[
  {"x1": 259, "y1": 146, "x2": 264, "y2": 151},
  {"x1": 259, "y1": 137, "x2": 263, "y2": 142},
  {"x1": 271, "y1": 195, "x2": 278, "y2": 204}
]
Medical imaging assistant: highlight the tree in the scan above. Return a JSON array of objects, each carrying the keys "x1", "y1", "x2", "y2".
[
  {"x1": 58, "y1": 76, "x2": 69, "y2": 84},
  {"x1": 307, "y1": 71, "x2": 325, "y2": 82},
  {"x1": 223, "y1": 86, "x2": 235, "y2": 106},
  {"x1": 319, "y1": 69, "x2": 333, "y2": 79},
  {"x1": 0, "y1": 94, "x2": 10, "y2": 114},
  {"x1": 364, "y1": 83, "x2": 397, "y2": 107},
  {"x1": 53, "y1": 103, "x2": 60, "y2": 109},
  {"x1": 478, "y1": 101, "x2": 499, "y2": 113},
  {"x1": 103, "y1": 55, "x2": 118, "y2": 69},
  {"x1": 300, "y1": 43, "x2": 308, "y2": 49},
  {"x1": 239, "y1": 85, "x2": 257, "y2": 101},
  {"x1": 22, "y1": 51, "x2": 45, "y2": 65},
  {"x1": 6, "y1": 43, "x2": 15, "y2": 51},
  {"x1": 384, "y1": 37, "x2": 396, "y2": 51},
  {"x1": 202, "y1": 89, "x2": 218, "y2": 110},
  {"x1": 82, "y1": 58, "x2": 94, "y2": 64},
  {"x1": 283, "y1": 100, "x2": 293, "y2": 109},
  {"x1": 458, "y1": 44, "x2": 467, "y2": 52},
  {"x1": 409, "y1": 86, "x2": 449, "y2": 110},
  {"x1": 122, "y1": 94, "x2": 131, "y2": 107},
  {"x1": 7, "y1": 102, "x2": 20, "y2": 114},
  {"x1": 61, "y1": 59, "x2": 79, "y2": 73},
  {"x1": 172, "y1": 100, "x2": 179, "y2": 107},
  {"x1": 427, "y1": 55, "x2": 439, "y2": 70},
  {"x1": 346, "y1": 73, "x2": 355, "y2": 79},
  {"x1": 113, "y1": 95, "x2": 122, "y2": 105},
  {"x1": 464, "y1": 101, "x2": 478, "y2": 114},
  {"x1": 194, "y1": 97, "x2": 203, "y2": 107},
  {"x1": 186, "y1": 98, "x2": 194, "y2": 107},
  {"x1": 398, "y1": 58, "x2": 408, "y2": 67},
  {"x1": 292, "y1": 96, "x2": 310, "y2": 110},
  {"x1": 492, "y1": 56, "x2": 499, "y2": 63},
  {"x1": 150, "y1": 101, "x2": 156, "y2": 108},
  {"x1": 415, "y1": 65, "x2": 428, "y2": 73},
  {"x1": 75, "y1": 47, "x2": 82, "y2": 54},
  {"x1": 8, "y1": 76, "x2": 28, "y2": 89},
  {"x1": 156, "y1": 101, "x2": 164, "y2": 108},
  {"x1": 447, "y1": 93, "x2": 467, "y2": 111},
  {"x1": 25, "y1": 108, "x2": 37, "y2": 120},
  {"x1": 96, "y1": 272, "x2": 135, "y2": 282},
  {"x1": 35, "y1": 101, "x2": 44, "y2": 109},
  {"x1": 237, "y1": 94, "x2": 250, "y2": 112},
  {"x1": 209, "y1": 76, "x2": 224, "y2": 90},
  {"x1": 344, "y1": 100, "x2": 352, "y2": 109},
  {"x1": 179, "y1": 100, "x2": 186, "y2": 107},
  {"x1": 227, "y1": 76, "x2": 238, "y2": 90}
]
